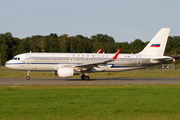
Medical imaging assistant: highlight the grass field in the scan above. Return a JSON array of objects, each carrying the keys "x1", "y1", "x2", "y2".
[
  {"x1": 0, "y1": 85, "x2": 180, "y2": 120},
  {"x1": 1, "y1": 67, "x2": 180, "y2": 78},
  {"x1": 1, "y1": 67, "x2": 180, "y2": 119}
]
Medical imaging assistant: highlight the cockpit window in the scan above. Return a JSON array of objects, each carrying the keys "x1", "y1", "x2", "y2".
[{"x1": 12, "y1": 57, "x2": 20, "y2": 60}]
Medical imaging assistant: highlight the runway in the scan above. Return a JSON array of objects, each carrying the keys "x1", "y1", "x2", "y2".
[{"x1": 0, "y1": 77, "x2": 180, "y2": 85}]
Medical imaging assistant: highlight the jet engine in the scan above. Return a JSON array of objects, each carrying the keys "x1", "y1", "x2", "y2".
[{"x1": 57, "y1": 68, "x2": 74, "y2": 77}]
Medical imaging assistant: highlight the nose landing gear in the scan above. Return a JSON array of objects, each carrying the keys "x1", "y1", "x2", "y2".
[{"x1": 26, "y1": 71, "x2": 30, "y2": 80}]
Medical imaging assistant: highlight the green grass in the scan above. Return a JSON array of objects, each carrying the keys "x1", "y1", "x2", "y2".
[{"x1": 0, "y1": 85, "x2": 180, "y2": 120}]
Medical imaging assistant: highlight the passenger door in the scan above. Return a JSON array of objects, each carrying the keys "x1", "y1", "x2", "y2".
[
  {"x1": 136, "y1": 55, "x2": 142, "y2": 66},
  {"x1": 26, "y1": 54, "x2": 31, "y2": 65}
]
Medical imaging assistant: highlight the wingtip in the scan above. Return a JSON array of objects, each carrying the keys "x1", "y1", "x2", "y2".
[
  {"x1": 113, "y1": 49, "x2": 121, "y2": 60},
  {"x1": 97, "y1": 48, "x2": 102, "y2": 54}
]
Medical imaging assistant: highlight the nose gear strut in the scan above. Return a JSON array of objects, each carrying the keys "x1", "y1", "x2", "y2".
[{"x1": 26, "y1": 71, "x2": 30, "y2": 80}]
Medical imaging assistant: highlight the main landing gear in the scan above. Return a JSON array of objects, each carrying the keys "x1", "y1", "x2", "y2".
[
  {"x1": 26, "y1": 71, "x2": 30, "y2": 80},
  {"x1": 81, "y1": 74, "x2": 90, "y2": 80}
]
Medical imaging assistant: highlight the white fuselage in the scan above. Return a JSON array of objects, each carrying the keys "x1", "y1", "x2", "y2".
[{"x1": 5, "y1": 52, "x2": 172, "y2": 73}]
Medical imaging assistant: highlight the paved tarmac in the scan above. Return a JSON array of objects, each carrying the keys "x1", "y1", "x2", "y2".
[{"x1": 0, "y1": 77, "x2": 180, "y2": 85}]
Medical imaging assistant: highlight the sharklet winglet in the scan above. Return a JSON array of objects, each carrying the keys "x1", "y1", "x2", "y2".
[
  {"x1": 113, "y1": 49, "x2": 121, "y2": 60},
  {"x1": 97, "y1": 48, "x2": 102, "y2": 54}
]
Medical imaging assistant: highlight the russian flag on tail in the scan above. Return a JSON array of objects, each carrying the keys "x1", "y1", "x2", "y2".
[{"x1": 151, "y1": 44, "x2": 160, "y2": 47}]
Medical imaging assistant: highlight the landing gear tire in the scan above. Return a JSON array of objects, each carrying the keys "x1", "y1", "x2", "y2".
[
  {"x1": 26, "y1": 76, "x2": 30, "y2": 80},
  {"x1": 81, "y1": 74, "x2": 90, "y2": 80},
  {"x1": 84, "y1": 76, "x2": 90, "y2": 81},
  {"x1": 81, "y1": 74, "x2": 85, "y2": 80}
]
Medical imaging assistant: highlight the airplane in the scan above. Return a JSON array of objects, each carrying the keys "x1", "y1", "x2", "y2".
[{"x1": 5, "y1": 28, "x2": 173, "y2": 80}]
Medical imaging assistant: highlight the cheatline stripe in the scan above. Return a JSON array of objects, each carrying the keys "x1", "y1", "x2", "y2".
[{"x1": 5, "y1": 63, "x2": 137, "y2": 68}]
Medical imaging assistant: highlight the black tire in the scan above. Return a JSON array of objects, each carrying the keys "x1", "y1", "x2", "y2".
[
  {"x1": 81, "y1": 75, "x2": 85, "y2": 80},
  {"x1": 84, "y1": 76, "x2": 90, "y2": 81},
  {"x1": 26, "y1": 76, "x2": 30, "y2": 80}
]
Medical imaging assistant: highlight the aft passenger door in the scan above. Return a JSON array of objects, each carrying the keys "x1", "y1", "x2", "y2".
[{"x1": 136, "y1": 55, "x2": 142, "y2": 66}]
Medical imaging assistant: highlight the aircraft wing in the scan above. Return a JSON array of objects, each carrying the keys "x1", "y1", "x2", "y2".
[
  {"x1": 73, "y1": 49, "x2": 121, "y2": 69},
  {"x1": 74, "y1": 59, "x2": 113, "y2": 69}
]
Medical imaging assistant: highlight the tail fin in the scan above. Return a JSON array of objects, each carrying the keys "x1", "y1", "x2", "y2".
[{"x1": 138, "y1": 28, "x2": 170, "y2": 56}]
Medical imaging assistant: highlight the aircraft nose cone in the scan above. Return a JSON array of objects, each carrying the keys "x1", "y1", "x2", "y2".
[
  {"x1": 5, "y1": 61, "x2": 11, "y2": 68},
  {"x1": 5, "y1": 61, "x2": 9, "y2": 67}
]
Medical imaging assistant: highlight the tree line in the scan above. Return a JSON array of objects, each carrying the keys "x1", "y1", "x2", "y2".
[{"x1": 0, "y1": 32, "x2": 180, "y2": 65}]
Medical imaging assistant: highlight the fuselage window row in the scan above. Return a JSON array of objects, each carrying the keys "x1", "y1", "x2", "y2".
[{"x1": 33, "y1": 58, "x2": 132, "y2": 62}]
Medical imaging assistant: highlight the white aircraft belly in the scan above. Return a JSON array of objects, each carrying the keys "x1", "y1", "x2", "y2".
[{"x1": 9, "y1": 63, "x2": 55, "y2": 71}]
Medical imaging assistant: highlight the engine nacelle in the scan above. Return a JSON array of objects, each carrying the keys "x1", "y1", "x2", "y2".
[{"x1": 57, "y1": 68, "x2": 74, "y2": 77}]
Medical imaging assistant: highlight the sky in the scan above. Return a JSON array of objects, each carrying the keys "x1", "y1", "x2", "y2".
[{"x1": 0, "y1": 0, "x2": 180, "y2": 43}]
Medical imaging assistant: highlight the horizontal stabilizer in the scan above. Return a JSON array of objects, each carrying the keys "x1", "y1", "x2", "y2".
[{"x1": 150, "y1": 56, "x2": 173, "y2": 63}]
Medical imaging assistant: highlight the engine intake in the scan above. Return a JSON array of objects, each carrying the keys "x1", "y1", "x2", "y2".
[{"x1": 57, "y1": 68, "x2": 74, "y2": 77}]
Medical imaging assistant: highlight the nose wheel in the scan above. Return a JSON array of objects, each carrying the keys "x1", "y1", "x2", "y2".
[
  {"x1": 26, "y1": 71, "x2": 30, "y2": 80},
  {"x1": 81, "y1": 74, "x2": 90, "y2": 80},
  {"x1": 26, "y1": 76, "x2": 30, "y2": 80}
]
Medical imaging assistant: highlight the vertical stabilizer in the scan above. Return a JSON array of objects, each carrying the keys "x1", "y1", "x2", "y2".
[{"x1": 138, "y1": 28, "x2": 170, "y2": 56}]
